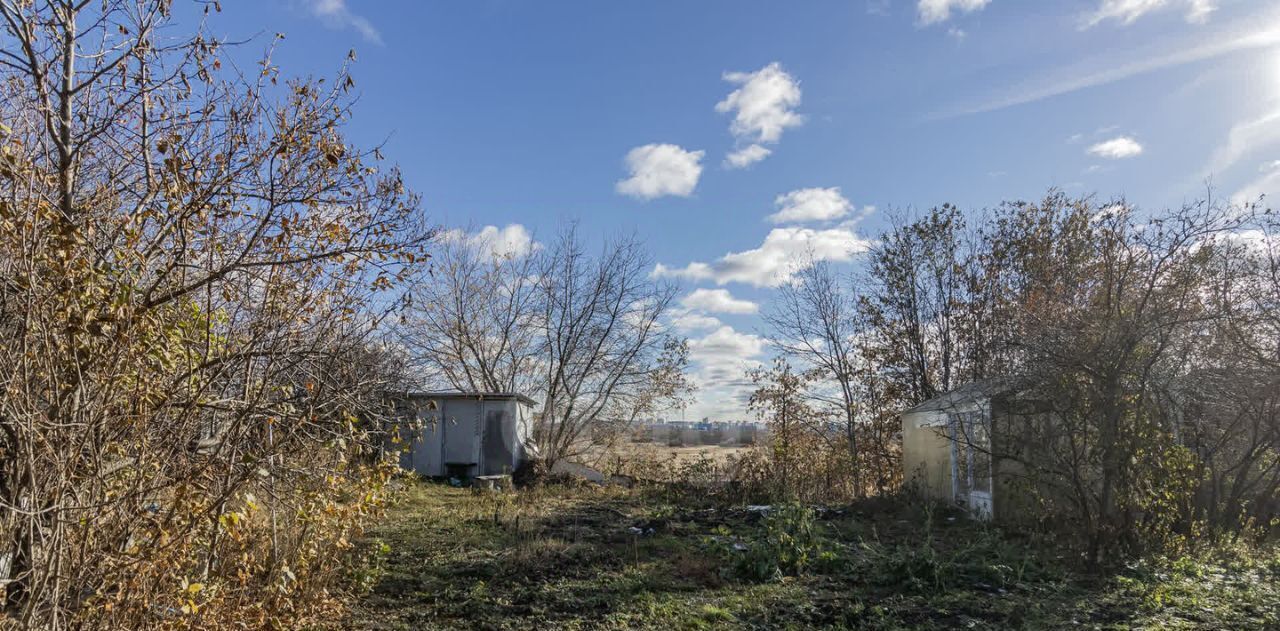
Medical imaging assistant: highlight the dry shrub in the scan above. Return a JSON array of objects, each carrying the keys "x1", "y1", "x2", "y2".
[
  {"x1": 0, "y1": 2, "x2": 429, "y2": 627},
  {"x1": 78, "y1": 455, "x2": 397, "y2": 629},
  {"x1": 728, "y1": 434, "x2": 861, "y2": 505}
]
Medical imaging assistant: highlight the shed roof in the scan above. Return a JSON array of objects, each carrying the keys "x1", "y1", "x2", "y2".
[
  {"x1": 900, "y1": 378, "x2": 1019, "y2": 415},
  {"x1": 404, "y1": 391, "x2": 539, "y2": 407}
]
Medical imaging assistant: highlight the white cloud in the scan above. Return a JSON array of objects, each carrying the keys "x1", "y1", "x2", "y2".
[
  {"x1": 616, "y1": 143, "x2": 705, "y2": 200},
  {"x1": 725, "y1": 144, "x2": 772, "y2": 169},
  {"x1": 690, "y1": 325, "x2": 765, "y2": 363},
  {"x1": 717, "y1": 63, "x2": 803, "y2": 144},
  {"x1": 439, "y1": 224, "x2": 540, "y2": 261},
  {"x1": 1261, "y1": 159, "x2": 1280, "y2": 173},
  {"x1": 1091, "y1": 203, "x2": 1129, "y2": 223},
  {"x1": 917, "y1": 0, "x2": 992, "y2": 26},
  {"x1": 669, "y1": 310, "x2": 723, "y2": 333},
  {"x1": 1087, "y1": 136, "x2": 1144, "y2": 159},
  {"x1": 947, "y1": 27, "x2": 968, "y2": 41},
  {"x1": 305, "y1": 0, "x2": 383, "y2": 44},
  {"x1": 1082, "y1": 0, "x2": 1218, "y2": 27},
  {"x1": 685, "y1": 324, "x2": 766, "y2": 420},
  {"x1": 716, "y1": 63, "x2": 803, "y2": 169},
  {"x1": 654, "y1": 224, "x2": 872, "y2": 288},
  {"x1": 1217, "y1": 229, "x2": 1279, "y2": 254},
  {"x1": 680, "y1": 288, "x2": 759, "y2": 315},
  {"x1": 470, "y1": 224, "x2": 539, "y2": 259},
  {"x1": 768, "y1": 187, "x2": 854, "y2": 224}
]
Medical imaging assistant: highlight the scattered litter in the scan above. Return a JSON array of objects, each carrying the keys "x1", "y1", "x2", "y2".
[
  {"x1": 745, "y1": 505, "x2": 772, "y2": 513},
  {"x1": 627, "y1": 518, "x2": 667, "y2": 535},
  {"x1": 732, "y1": 542, "x2": 748, "y2": 552}
]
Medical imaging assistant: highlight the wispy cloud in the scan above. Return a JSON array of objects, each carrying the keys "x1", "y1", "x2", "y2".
[
  {"x1": 1203, "y1": 108, "x2": 1280, "y2": 204},
  {"x1": 932, "y1": 8, "x2": 1280, "y2": 119},
  {"x1": 1081, "y1": 0, "x2": 1218, "y2": 28},
  {"x1": 1186, "y1": 0, "x2": 1217, "y2": 24},
  {"x1": 1204, "y1": 109, "x2": 1280, "y2": 178},
  {"x1": 917, "y1": 0, "x2": 992, "y2": 26},
  {"x1": 1231, "y1": 162, "x2": 1280, "y2": 206},
  {"x1": 866, "y1": 0, "x2": 893, "y2": 17},
  {"x1": 304, "y1": 0, "x2": 383, "y2": 45}
]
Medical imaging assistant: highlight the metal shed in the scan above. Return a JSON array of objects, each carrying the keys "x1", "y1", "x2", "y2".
[{"x1": 395, "y1": 392, "x2": 538, "y2": 479}]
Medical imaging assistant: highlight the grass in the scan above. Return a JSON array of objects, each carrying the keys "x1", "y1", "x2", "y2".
[{"x1": 344, "y1": 477, "x2": 1279, "y2": 630}]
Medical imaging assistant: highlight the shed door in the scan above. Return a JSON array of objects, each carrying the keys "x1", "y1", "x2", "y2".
[
  {"x1": 481, "y1": 405, "x2": 513, "y2": 475},
  {"x1": 443, "y1": 400, "x2": 479, "y2": 466},
  {"x1": 949, "y1": 411, "x2": 993, "y2": 519},
  {"x1": 414, "y1": 401, "x2": 444, "y2": 476}
]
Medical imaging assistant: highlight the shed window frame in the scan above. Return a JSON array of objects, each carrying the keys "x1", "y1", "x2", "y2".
[{"x1": 949, "y1": 408, "x2": 993, "y2": 505}]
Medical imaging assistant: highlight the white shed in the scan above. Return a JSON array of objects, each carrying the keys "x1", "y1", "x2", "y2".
[
  {"x1": 395, "y1": 392, "x2": 538, "y2": 478},
  {"x1": 901, "y1": 380, "x2": 1015, "y2": 521}
]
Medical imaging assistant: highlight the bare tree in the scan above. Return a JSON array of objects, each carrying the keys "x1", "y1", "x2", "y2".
[
  {"x1": 0, "y1": 1, "x2": 429, "y2": 626},
  {"x1": 763, "y1": 259, "x2": 867, "y2": 495},
  {"x1": 399, "y1": 232, "x2": 540, "y2": 394},
  {"x1": 533, "y1": 227, "x2": 683, "y2": 465},
  {"x1": 747, "y1": 357, "x2": 813, "y2": 496},
  {"x1": 399, "y1": 224, "x2": 687, "y2": 467},
  {"x1": 860, "y1": 205, "x2": 971, "y2": 406}
]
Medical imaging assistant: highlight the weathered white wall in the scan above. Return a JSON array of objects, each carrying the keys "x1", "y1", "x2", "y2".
[
  {"x1": 902, "y1": 409, "x2": 952, "y2": 503},
  {"x1": 902, "y1": 398, "x2": 995, "y2": 520},
  {"x1": 398, "y1": 396, "x2": 533, "y2": 477}
]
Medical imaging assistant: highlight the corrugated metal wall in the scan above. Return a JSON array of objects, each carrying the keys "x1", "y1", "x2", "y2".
[{"x1": 398, "y1": 396, "x2": 531, "y2": 477}]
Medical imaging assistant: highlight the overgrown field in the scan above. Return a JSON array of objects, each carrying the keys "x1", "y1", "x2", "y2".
[{"x1": 345, "y1": 478, "x2": 1280, "y2": 630}]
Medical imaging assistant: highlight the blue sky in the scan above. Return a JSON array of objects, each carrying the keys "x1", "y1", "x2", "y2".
[{"x1": 200, "y1": 0, "x2": 1280, "y2": 420}]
